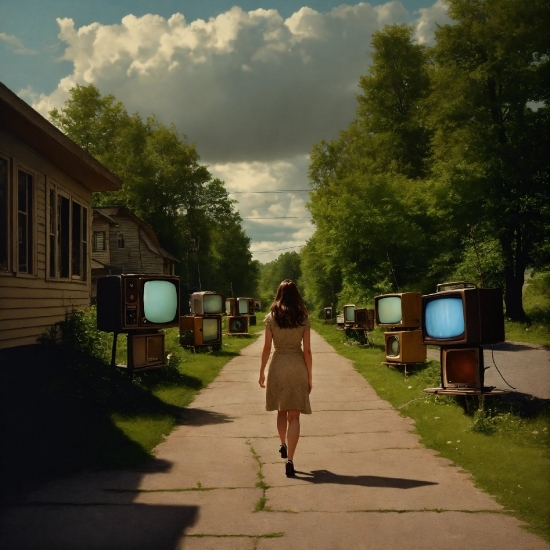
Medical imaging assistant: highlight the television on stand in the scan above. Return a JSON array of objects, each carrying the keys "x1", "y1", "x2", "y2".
[
  {"x1": 97, "y1": 274, "x2": 180, "y2": 333},
  {"x1": 421, "y1": 282, "x2": 505, "y2": 346},
  {"x1": 237, "y1": 297, "x2": 255, "y2": 316},
  {"x1": 227, "y1": 316, "x2": 249, "y2": 334},
  {"x1": 354, "y1": 308, "x2": 374, "y2": 331},
  {"x1": 190, "y1": 291, "x2": 225, "y2": 315},
  {"x1": 324, "y1": 307, "x2": 333, "y2": 322},
  {"x1": 374, "y1": 292, "x2": 422, "y2": 329},
  {"x1": 226, "y1": 298, "x2": 237, "y2": 316},
  {"x1": 384, "y1": 330, "x2": 426, "y2": 363},
  {"x1": 440, "y1": 347, "x2": 484, "y2": 390},
  {"x1": 127, "y1": 332, "x2": 166, "y2": 370},
  {"x1": 343, "y1": 304, "x2": 356, "y2": 326},
  {"x1": 180, "y1": 315, "x2": 222, "y2": 349},
  {"x1": 254, "y1": 299, "x2": 261, "y2": 312}
]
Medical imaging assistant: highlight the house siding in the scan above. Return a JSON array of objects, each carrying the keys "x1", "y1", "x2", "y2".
[{"x1": 0, "y1": 127, "x2": 92, "y2": 349}]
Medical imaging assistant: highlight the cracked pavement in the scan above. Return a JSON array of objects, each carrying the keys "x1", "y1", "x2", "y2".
[{"x1": 0, "y1": 331, "x2": 548, "y2": 549}]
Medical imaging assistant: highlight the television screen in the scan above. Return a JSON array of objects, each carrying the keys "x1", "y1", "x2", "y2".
[
  {"x1": 377, "y1": 296, "x2": 402, "y2": 325},
  {"x1": 422, "y1": 286, "x2": 504, "y2": 346},
  {"x1": 203, "y1": 294, "x2": 223, "y2": 314},
  {"x1": 384, "y1": 330, "x2": 426, "y2": 363},
  {"x1": 229, "y1": 316, "x2": 248, "y2": 333},
  {"x1": 237, "y1": 297, "x2": 254, "y2": 315},
  {"x1": 387, "y1": 334, "x2": 400, "y2": 357},
  {"x1": 441, "y1": 347, "x2": 482, "y2": 389},
  {"x1": 344, "y1": 305, "x2": 356, "y2": 323},
  {"x1": 97, "y1": 274, "x2": 180, "y2": 332},
  {"x1": 143, "y1": 280, "x2": 178, "y2": 324},
  {"x1": 203, "y1": 317, "x2": 221, "y2": 342},
  {"x1": 424, "y1": 297, "x2": 465, "y2": 339},
  {"x1": 374, "y1": 292, "x2": 422, "y2": 328}
]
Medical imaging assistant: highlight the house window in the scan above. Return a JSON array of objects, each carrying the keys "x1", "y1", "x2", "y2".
[
  {"x1": 0, "y1": 156, "x2": 8, "y2": 271},
  {"x1": 17, "y1": 169, "x2": 34, "y2": 274},
  {"x1": 93, "y1": 231, "x2": 106, "y2": 252},
  {"x1": 48, "y1": 185, "x2": 88, "y2": 281},
  {"x1": 118, "y1": 232, "x2": 125, "y2": 248}
]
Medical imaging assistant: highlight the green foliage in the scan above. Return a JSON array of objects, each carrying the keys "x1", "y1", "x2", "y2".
[
  {"x1": 301, "y1": 5, "x2": 550, "y2": 319},
  {"x1": 257, "y1": 251, "x2": 302, "y2": 306},
  {"x1": 49, "y1": 84, "x2": 258, "y2": 299}
]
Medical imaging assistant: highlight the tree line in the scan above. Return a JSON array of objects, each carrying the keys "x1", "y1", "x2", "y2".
[
  {"x1": 297, "y1": 0, "x2": 549, "y2": 321},
  {"x1": 49, "y1": 85, "x2": 259, "y2": 300}
]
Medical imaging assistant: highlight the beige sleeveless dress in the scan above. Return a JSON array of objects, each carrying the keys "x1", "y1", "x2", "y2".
[{"x1": 264, "y1": 313, "x2": 312, "y2": 414}]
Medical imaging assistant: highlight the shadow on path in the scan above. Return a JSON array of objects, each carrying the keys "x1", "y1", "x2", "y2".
[{"x1": 293, "y1": 470, "x2": 438, "y2": 489}]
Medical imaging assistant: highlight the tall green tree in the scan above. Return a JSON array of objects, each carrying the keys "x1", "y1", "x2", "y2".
[
  {"x1": 258, "y1": 252, "x2": 302, "y2": 306},
  {"x1": 427, "y1": 0, "x2": 550, "y2": 320},
  {"x1": 305, "y1": 25, "x2": 440, "y2": 312},
  {"x1": 50, "y1": 84, "x2": 258, "y2": 298}
]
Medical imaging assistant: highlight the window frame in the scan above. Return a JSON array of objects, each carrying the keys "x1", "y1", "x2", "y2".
[
  {"x1": 92, "y1": 230, "x2": 106, "y2": 252},
  {"x1": 0, "y1": 153, "x2": 10, "y2": 273},
  {"x1": 46, "y1": 181, "x2": 89, "y2": 283},
  {"x1": 13, "y1": 163, "x2": 37, "y2": 278}
]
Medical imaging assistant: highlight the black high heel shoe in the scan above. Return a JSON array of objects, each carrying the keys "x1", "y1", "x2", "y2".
[
  {"x1": 279, "y1": 443, "x2": 287, "y2": 459},
  {"x1": 285, "y1": 460, "x2": 295, "y2": 477}
]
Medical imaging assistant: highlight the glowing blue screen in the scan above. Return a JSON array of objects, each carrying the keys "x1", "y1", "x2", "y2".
[
  {"x1": 425, "y1": 297, "x2": 464, "y2": 339},
  {"x1": 377, "y1": 296, "x2": 402, "y2": 325},
  {"x1": 143, "y1": 280, "x2": 178, "y2": 323}
]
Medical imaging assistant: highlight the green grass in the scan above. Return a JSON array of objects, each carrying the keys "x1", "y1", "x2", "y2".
[
  {"x1": 505, "y1": 271, "x2": 550, "y2": 346},
  {"x1": 0, "y1": 311, "x2": 261, "y2": 500},
  {"x1": 311, "y1": 319, "x2": 550, "y2": 543}
]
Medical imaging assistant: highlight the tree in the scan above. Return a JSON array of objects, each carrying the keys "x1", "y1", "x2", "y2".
[
  {"x1": 258, "y1": 252, "x2": 302, "y2": 306},
  {"x1": 304, "y1": 25, "x2": 441, "y2": 309},
  {"x1": 427, "y1": 0, "x2": 550, "y2": 320},
  {"x1": 50, "y1": 84, "x2": 258, "y2": 298}
]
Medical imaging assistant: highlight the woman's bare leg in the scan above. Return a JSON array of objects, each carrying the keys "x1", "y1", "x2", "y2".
[
  {"x1": 286, "y1": 410, "x2": 301, "y2": 460},
  {"x1": 277, "y1": 410, "x2": 287, "y2": 444}
]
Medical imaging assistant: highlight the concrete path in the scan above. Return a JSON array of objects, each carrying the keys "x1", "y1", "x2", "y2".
[{"x1": 1, "y1": 331, "x2": 548, "y2": 550}]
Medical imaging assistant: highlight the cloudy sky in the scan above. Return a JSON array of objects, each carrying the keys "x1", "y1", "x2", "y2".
[{"x1": 0, "y1": 0, "x2": 450, "y2": 262}]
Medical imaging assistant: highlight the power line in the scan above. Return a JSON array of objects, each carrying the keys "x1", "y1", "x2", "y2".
[
  {"x1": 251, "y1": 245, "x2": 304, "y2": 254},
  {"x1": 242, "y1": 216, "x2": 311, "y2": 219},
  {"x1": 228, "y1": 190, "x2": 310, "y2": 194}
]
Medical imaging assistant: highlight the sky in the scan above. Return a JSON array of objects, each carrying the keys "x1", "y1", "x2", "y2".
[{"x1": 0, "y1": 0, "x2": 451, "y2": 263}]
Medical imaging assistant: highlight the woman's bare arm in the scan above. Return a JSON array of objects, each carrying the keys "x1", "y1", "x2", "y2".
[
  {"x1": 303, "y1": 328, "x2": 312, "y2": 393},
  {"x1": 258, "y1": 327, "x2": 273, "y2": 388}
]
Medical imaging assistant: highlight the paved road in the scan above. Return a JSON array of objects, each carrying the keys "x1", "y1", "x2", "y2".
[
  {"x1": 0, "y1": 331, "x2": 548, "y2": 549},
  {"x1": 427, "y1": 341, "x2": 550, "y2": 399}
]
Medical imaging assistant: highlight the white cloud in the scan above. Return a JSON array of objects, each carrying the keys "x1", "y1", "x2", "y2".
[
  {"x1": 209, "y1": 156, "x2": 313, "y2": 261},
  {"x1": 414, "y1": 0, "x2": 452, "y2": 44},
  {"x1": 0, "y1": 32, "x2": 38, "y2": 55},
  {"x1": 27, "y1": 2, "x2": 451, "y2": 262}
]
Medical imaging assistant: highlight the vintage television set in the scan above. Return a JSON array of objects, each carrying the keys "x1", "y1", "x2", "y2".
[
  {"x1": 226, "y1": 298, "x2": 237, "y2": 316},
  {"x1": 343, "y1": 304, "x2": 356, "y2": 325},
  {"x1": 227, "y1": 316, "x2": 248, "y2": 334},
  {"x1": 97, "y1": 274, "x2": 180, "y2": 333},
  {"x1": 323, "y1": 307, "x2": 333, "y2": 321},
  {"x1": 422, "y1": 282, "x2": 505, "y2": 346},
  {"x1": 254, "y1": 299, "x2": 261, "y2": 312},
  {"x1": 354, "y1": 308, "x2": 374, "y2": 331},
  {"x1": 191, "y1": 291, "x2": 224, "y2": 315},
  {"x1": 374, "y1": 292, "x2": 422, "y2": 329},
  {"x1": 237, "y1": 297, "x2": 255, "y2": 315},
  {"x1": 180, "y1": 315, "x2": 222, "y2": 347},
  {"x1": 440, "y1": 347, "x2": 484, "y2": 390},
  {"x1": 384, "y1": 330, "x2": 426, "y2": 363},
  {"x1": 128, "y1": 332, "x2": 165, "y2": 370}
]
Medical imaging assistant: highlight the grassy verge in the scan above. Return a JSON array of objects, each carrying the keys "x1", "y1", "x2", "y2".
[
  {"x1": 311, "y1": 319, "x2": 550, "y2": 543},
  {"x1": 0, "y1": 310, "x2": 261, "y2": 500}
]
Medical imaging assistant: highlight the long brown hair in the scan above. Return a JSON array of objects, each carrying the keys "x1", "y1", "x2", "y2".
[{"x1": 270, "y1": 279, "x2": 308, "y2": 329}]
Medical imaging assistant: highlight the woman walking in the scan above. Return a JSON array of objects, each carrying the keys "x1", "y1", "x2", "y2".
[{"x1": 258, "y1": 279, "x2": 312, "y2": 477}]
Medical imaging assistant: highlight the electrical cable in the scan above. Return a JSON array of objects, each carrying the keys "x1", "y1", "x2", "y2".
[{"x1": 485, "y1": 346, "x2": 516, "y2": 390}]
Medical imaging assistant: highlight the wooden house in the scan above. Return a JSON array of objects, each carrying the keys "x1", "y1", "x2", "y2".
[
  {"x1": 0, "y1": 82, "x2": 122, "y2": 350},
  {"x1": 91, "y1": 206, "x2": 178, "y2": 297}
]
